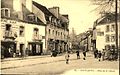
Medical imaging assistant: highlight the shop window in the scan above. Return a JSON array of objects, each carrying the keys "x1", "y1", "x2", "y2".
[{"x1": 19, "y1": 26, "x2": 24, "y2": 37}]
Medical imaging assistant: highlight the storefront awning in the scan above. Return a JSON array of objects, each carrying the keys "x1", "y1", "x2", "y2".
[{"x1": 28, "y1": 41, "x2": 43, "y2": 44}]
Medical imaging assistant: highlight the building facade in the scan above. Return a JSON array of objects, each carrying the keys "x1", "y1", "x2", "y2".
[
  {"x1": 94, "y1": 13, "x2": 120, "y2": 51},
  {"x1": 1, "y1": 0, "x2": 69, "y2": 58},
  {"x1": 33, "y1": 1, "x2": 69, "y2": 54},
  {"x1": 1, "y1": 0, "x2": 46, "y2": 58}
]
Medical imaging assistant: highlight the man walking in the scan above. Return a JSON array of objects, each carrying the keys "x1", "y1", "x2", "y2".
[
  {"x1": 98, "y1": 51, "x2": 102, "y2": 61},
  {"x1": 76, "y1": 50, "x2": 80, "y2": 59},
  {"x1": 65, "y1": 52, "x2": 70, "y2": 64},
  {"x1": 83, "y1": 45, "x2": 87, "y2": 60}
]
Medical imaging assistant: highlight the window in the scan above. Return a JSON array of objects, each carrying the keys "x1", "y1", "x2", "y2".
[
  {"x1": 58, "y1": 32, "x2": 59, "y2": 36},
  {"x1": 49, "y1": 29, "x2": 50, "y2": 34},
  {"x1": 56, "y1": 31, "x2": 57, "y2": 36},
  {"x1": 1, "y1": 8, "x2": 10, "y2": 17},
  {"x1": 105, "y1": 45, "x2": 110, "y2": 50},
  {"x1": 97, "y1": 32, "x2": 104, "y2": 36},
  {"x1": 111, "y1": 24, "x2": 115, "y2": 32},
  {"x1": 28, "y1": 14, "x2": 36, "y2": 22},
  {"x1": 53, "y1": 30, "x2": 54, "y2": 35},
  {"x1": 106, "y1": 35, "x2": 110, "y2": 42},
  {"x1": 61, "y1": 32, "x2": 62, "y2": 37},
  {"x1": 19, "y1": 26, "x2": 24, "y2": 37},
  {"x1": 106, "y1": 25, "x2": 110, "y2": 32},
  {"x1": 6, "y1": 24, "x2": 11, "y2": 31},
  {"x1": 111, "y1": 34, "x2": 115, "y2": 42},
  {"x1": 34, "y1": 28, "x2": 39, "y2": 36}
]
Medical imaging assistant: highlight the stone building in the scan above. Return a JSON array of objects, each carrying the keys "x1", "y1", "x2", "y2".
[{"x1": 33, "y1": 1, "x2": 69, "y2": 54}]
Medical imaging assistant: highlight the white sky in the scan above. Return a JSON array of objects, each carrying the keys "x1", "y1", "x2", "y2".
[{"x1": 33, "y1": 0, "x2": 100, "y2": 34}]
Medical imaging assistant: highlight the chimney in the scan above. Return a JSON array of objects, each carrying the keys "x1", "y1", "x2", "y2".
[
  {"x1": 13, "y1": 0, "x2": 23, "y2": 20},
  {"x1": 49, "y1": 7, "x2": 59, "y2": 18}
]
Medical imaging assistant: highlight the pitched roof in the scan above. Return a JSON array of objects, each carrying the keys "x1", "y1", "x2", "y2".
[
  {"x1": 32, "y1": 1, "x2": 56, "y2": 18},
  {"x1": 96, "y1": 13, "x2": 120, "y2": 25},
  {"x1": 59, "y1": 14, "x2": 69, "y2": 23}
]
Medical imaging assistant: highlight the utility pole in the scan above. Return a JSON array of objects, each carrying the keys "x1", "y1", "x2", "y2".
[{"x1": 115, "y1": 0, "x2": 119, "y2": 59}]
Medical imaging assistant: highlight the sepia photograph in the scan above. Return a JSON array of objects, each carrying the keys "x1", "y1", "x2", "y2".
[{"x1": 0, "y1": 0, "x2": 120, "y2": 75}]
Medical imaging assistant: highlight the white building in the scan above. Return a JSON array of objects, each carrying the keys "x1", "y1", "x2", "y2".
[
  {"x1": 95, "y1": 13, "x2": 120, "y2": 51},
  {"x1": 1, "y1": 0, "x2": 46, "y2": 58}
]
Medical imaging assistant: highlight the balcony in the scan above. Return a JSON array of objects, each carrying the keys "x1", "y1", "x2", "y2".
[
  {"x1": 33, "y1": 34, "x2": 42, "y2": 41},
  {"x1": 3, "y1": 31, "x2": 16, "y2": 39}
]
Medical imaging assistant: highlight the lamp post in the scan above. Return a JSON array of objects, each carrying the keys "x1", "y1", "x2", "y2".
[{"x1": 115, "y1": 0, "x2": 119, "y2": 59}]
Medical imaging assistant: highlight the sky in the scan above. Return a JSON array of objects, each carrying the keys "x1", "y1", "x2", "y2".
[{"x1": 33, "y1": 0, "x2": 100, "y2": 35}]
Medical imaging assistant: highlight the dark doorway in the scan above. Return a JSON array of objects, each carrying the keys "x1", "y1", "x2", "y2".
[
  {"x1": 32, "y1": 44, "x2": 36, "y2": 55},
  {"x1": 20, "y1": 44, "x2": 24, "y2": 56}
]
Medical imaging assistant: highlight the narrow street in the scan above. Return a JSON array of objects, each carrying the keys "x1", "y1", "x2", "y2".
[{"x1": 1, "y1": 53, "x2": 119, "y2": 75}]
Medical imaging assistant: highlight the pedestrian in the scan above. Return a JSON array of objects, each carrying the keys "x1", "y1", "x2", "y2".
[
  {"x1": 83, "y1": 45, "x2": 87, "y2": 60},
  {"x1": 98, "y1": 51, "x2": 102, "y2": 61},
  {"x1": 83, "y1": 50, "x2": 86, "y2": 60},
  {"x1": 65, "y1": 52, "x2": 70, "y2": 64},
  {"x1": 102, "y1": 49, "x2": 105, "y2": 61},
  {"x1": 94, "y1": 48, "x2": 98, "y2": 58},
  {"x1": 76, "y1": 50, "x2": 80, "y2": 59}
]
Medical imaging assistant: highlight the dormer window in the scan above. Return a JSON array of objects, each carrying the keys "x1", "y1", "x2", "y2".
[
  {"x1": 28, "y1": 13, "x2": 36, "y2": 22},
  {"x1": 1, "y1": 8, "x2": 10, "y2": 17}
]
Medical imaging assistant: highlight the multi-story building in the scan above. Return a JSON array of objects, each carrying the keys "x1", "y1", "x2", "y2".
[
  {"x1": 94, "y1": 13, "x2": 120, "y2": 51},
  {"x1": 1, "y1": 0, "x2": 47, "y2": 58},
  {"x1": 33, "y1": 1, "x2": 69, "y2": 54},
  {"x1": 1, "y1": 0, "x2": 69, "y2": 58}
]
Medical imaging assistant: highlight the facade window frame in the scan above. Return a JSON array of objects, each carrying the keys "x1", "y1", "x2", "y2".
[
  {"x1": 1, "y1": 8, "x2": 10, "y2": 17},
  {"x1": 111, "y1": 34, "x2": 115, "y2": 42},
  {"x1": 19, "y1": 26, "x2": 25, "y2": 37},
  {"x1": 111, "y1": 24, "x2": 115, "y2": 32},
  {"x1": 106, "y1": 34, "x2": 110, "y2": 42},
  {"x1": 106, "y1": 25, "x2": 110, "y2": 32}
]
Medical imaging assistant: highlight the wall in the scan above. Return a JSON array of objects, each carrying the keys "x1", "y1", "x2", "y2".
[{"x1": 96, "y1": 25, "x2": 105, "y2": 51}]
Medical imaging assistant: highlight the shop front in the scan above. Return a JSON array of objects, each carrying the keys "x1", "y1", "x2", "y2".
[
  {"x1": 1, "y1": 41, "x2": 16, "y2": 58},
  {"x1": 28, "y1": 42, "x2": 43, "y2": 56}
]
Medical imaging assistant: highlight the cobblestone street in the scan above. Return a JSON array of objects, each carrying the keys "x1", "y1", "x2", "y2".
[{"x1": 1, "y1": 53, "x2": 119, "y2": 75}]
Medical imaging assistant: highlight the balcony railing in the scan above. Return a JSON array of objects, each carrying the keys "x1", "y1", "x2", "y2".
[
  {"x1": 4, "y1": 31, "x2": 15, "y2": 38},
  {"x1": 33, "y1": 34, "x2": 42, "y2": 41}
]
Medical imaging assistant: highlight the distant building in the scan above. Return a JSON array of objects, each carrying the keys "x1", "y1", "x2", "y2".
[{"x1": 94, "y1": 13, "x2": 120, "y2": 51}]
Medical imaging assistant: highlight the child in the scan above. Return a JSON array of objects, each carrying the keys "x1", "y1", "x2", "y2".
[
  {"x1": 65, "y1": 52, "x2": 70, "y2": 64},
  {"x1": 98, "y1": 51, "x2": 102, "y2": 61}
]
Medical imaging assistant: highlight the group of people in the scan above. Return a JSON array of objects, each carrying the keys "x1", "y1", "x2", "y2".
[
  {"x1": 94, "y1": 48, "x2": 118, "y2": 61},
  {"x1": 65, "y1": 50, "x2": 87, "y2": 64}
]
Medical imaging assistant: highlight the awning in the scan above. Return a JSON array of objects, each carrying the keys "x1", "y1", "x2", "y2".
[{"x1": 28, "y1": 41, "x2": 43, "y2": 45}]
